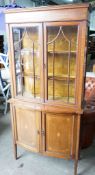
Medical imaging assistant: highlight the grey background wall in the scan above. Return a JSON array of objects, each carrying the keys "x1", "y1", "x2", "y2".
[
  {"x1": 0, "y1": 0, "x2": 4, "y2": 6},
  {"x1": 0, "y1": 0, "x2": 34, "y2": 7}
]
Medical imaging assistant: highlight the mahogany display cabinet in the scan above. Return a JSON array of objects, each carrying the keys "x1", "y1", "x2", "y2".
[{"x1": 5, "y1": 3, "x2": 89, "y2": 175}]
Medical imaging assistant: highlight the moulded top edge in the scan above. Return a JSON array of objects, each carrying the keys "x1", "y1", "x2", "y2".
[{"x1": 4, "y1": 3, "x2": 89, "y2": 14}]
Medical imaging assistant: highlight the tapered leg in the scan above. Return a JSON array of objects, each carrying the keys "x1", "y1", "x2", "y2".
[
  {"x1": 74, "y1": 159, "x2": 78, "y2": 175},
  {"x1": 10, "y1": 105, "x2": 18, "y2": 160},
  {"x1": 14, "y1": 143, "x2": 17, "y2": 160},
  {"x1": 74, "y1": 115, "x2": 81, "y2": 175}
]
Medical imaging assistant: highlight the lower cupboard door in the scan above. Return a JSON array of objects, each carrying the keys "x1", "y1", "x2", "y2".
[
  {"x1": 42, "y1": 113, "x2": 75, "y2": 159},
  {"x1": 15, "y1": 107, "x2": 41, "y2": 152}
]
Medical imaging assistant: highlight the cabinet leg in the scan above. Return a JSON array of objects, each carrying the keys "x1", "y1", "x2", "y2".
[
  {"x1": 14, "y1": 144, "x2": 17, "y2": 160},
  {"x1": 74, "y1": 115, "x2": 81, "y2": 175},
  {"x1": 74, "y1": 159, "x2": 78, "y2": 175}
]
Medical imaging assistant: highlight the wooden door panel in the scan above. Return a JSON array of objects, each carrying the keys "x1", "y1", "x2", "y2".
[
  {"x1": 15, "y1": 107, "x2": 41, "y2": 152},
  {"x1": 43, "y1": 113, "x2": 75, "y2": 158}
]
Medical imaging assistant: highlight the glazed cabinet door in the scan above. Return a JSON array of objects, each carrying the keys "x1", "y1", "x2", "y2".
[
  {"x1": 42, "y1": 113, "x2": 76, "y2": 159},
  {"x1": 10, "y1": 23, "x2": 43, "y2": 101},
  {"x1": 44, "y1": 21, "x2": 86, "y2": 108},
  {"x1": 14, "y1": 107, "x2": 41, "y2": 152}
]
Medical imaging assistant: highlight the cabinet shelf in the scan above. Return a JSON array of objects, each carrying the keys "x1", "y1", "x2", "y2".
[
  {"x1": 48, "y1": 75, "x2": 75, "y2": 81},
  {"x1": 22, "y1": 91, "x2": 40, "y2": 99},
  {"x1": 48, "y1": 96, "x2": 75, "y2": 103},
  {"x1": 48, "y1": 50, "x2": 76, "y2": 54},
  {"x1": 16, "y1": 72, "x2": 40, "y2": 79},
  {"x1": 21, "y1": 49, "x2": 39, "y2": 54},
  {"x1": 23, "y1": 74, "x2": 40, "y2": 79},
  {"x1": 14, "y1": 49, "x2": 39, "y2": 54}
]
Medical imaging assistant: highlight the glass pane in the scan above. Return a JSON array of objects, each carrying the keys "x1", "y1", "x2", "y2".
[
  {"x1": 23, "y1": 76, "x2": 40, "y2": 98},
  {"x1": 16, "y1": 74, "x2": 22, "y2": 94},
  {"x1": 47, "y1": 25, "x2": 78, "y2": 104},
  {"x1": 13, "y1": 27, "x2": 41, "y2": 99}
]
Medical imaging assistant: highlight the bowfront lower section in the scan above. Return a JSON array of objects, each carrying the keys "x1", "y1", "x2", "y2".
[{"x1": 10, "y1": 102, "x2": 78, "y2": 159}]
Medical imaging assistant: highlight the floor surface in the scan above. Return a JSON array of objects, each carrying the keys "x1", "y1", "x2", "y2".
[{"x1": 0, "y1": 112, "x2": 95, "y2": 175}]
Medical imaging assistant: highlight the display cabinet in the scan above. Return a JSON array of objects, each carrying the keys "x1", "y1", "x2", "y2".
[{"x1": 5, "y1": 3, "x2": 89, "y2": 175}]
